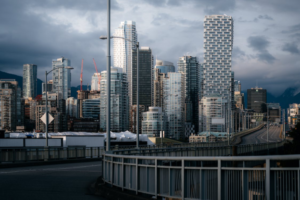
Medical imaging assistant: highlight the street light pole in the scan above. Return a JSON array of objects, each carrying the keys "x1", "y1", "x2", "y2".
[
  {"x1": 106, "y1": 0, "x2": 111, "y2": 152},
  {"x1": 45, "y1": 71, "x2": 48, "y2": 148},
  {"x1": 136, "y1": 42, "x2": 139, "y2": 149}
]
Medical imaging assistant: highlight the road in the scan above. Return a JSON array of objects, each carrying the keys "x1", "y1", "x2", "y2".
[
  {"x1": 0, "y1": 161, "x2": 105, "y2": 200},
  {"x1": 240, "y1": 126, "x2": 282, "y2": 145}
]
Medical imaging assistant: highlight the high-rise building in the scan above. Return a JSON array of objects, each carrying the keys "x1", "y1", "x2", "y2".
[
  {"x1": 199, "y1": 94, "x2": 226, "y2": 133},
  {"x1": 155, "y1": 60, "x2": 175, "y2": 74},
  {"x1": 201, "y1": 15, "x2": 234, "y2": 133},
  {"x1": 288, "y1": 104, "x2": 300, "y2": 125},
  {"x1": 66, "y1": 97, "x2": 79, "y2": 118},
  {"x1": 178, "y1": 56, "x2": 199, "y2": 136},
  {"x1": 142, "y1": 107, "x2": 164, "y2": 137},
  {"x1": 267, "y1": 103, "x2": 281, "y2": 122},
  {"x1": 0, "y1": 79, "x2": 23, "y2": 131},
  {"x1": 113, "y1": 21, "x2": 138, "y2": 108},
  {"x1": 163, "y1": 72, "x2": 184, "y2": 140},
  {"x1": 23, "y1": 64, "x2": 37, "y2": 99},
  {"x1": 247, "y1": 87, "x2": 267, "y2": 113},
  {"x1": 234, "y1": 80, "x2": 241, "y2": 92},
  {"x1": 100, "y1": 67, "x2": 129, "y2": 132},
  {"x1": 52, "y1": 57, "x2": 72, "y2": 100},
  {"x1": 153, "y1": 60, "x2": 175, "y2": 109},
  {"x1": 129, "y1": 105, "x2": 145, "y2": 134},
  {"x1": 91, "y1": 73, "x2": 101, "y2": 91},
  {"x1": 42, "y1": 80, "x2": 53, "y2": 94},
  {"x1": 82, "y1": 98, "x2": 100, "y2": 119},
  {"x1": 131, "y1": 47, "x2": 153, "y2": 110},
  {"x1": 35, "y1": 93, "x2": 67, "y2": 132}
]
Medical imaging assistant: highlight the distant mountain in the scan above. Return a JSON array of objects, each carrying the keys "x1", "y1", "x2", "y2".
[
  {"x1": 242, "y1": 87, "x2": 300, "y2": 109},
  {"x1": 0, "y1": 70, "x2": 43, "y2": 96}
]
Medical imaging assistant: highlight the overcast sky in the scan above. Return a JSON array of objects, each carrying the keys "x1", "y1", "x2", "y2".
[{"x1": 0, "y1": 0, "x2": 299, "y2": 95}]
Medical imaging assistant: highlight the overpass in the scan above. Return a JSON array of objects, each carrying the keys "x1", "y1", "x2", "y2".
[{"x1": 240, "y1": 126, "x2": 282, "y2": 145}]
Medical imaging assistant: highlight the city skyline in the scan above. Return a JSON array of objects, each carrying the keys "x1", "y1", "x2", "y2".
[{"x1": 0, "y1": 0, "x2": 299, "y2": 96}]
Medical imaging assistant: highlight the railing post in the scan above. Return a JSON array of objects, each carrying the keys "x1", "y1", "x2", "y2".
[
  {"x1": 121, "y1": 157, "x2": 124, "y2": 191},
  {"x1": 0, "y1": 149, "x2": 2, "y2": 164},
  {"x1": 265, "y1": 159, "x2": 270, "y2": 200},
  {"x1": 136, "y1": 157, "x2": 138, "y2": 194},
  {"x1": 13, "y1": 149, "x2": 16, "y2": 163},
  {"x1": 75, "y1": 148, "x2": 78, "y2": 158},
  {"x1": 67, "y1": 148, "x2": 69, "y2": 159},
  {"x1": 181, "y1": 158, "x2": 185, "y2": 200},
  {"x1": 218, "y1": 159, "x2": 221, "y2": 200},
  {"x1": 155, "y1": 158, "x2": 157, "y2": 198}
]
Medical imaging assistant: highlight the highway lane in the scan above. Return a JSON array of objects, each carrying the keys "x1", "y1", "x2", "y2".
[
  {"x1": 0, "y1": 161, "x2": 105, "y2": 200},
  {"x1": 240, "y1": 126, "x2": 282, "y2": 145}
]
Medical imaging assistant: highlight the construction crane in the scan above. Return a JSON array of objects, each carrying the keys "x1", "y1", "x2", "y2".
[
  {"x1": 80, "y1": 59, "x2": 83, "y2": 91},
  {"x1": 93, "y1": 58, "x2": 101, "y2": 91}
]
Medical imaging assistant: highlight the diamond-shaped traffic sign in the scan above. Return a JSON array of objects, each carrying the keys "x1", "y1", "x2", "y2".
[{"x1": 40, "y1": 113, "x2": 54, "y2": 125}]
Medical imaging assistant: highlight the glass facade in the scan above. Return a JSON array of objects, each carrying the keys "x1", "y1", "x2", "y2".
[
  {"x1": 142, "y1": 107, "x2": 164, "y2": 137},
  {"x1": 66, "y1": 97, "x2": 79, "y2": 118},
  {"x1": 131, "y1": 47, "x2": 153, "y2": 111},
  {"x1": 52, "y1": 57, "x2": 72, "y2": 100},
  {"x1": 23, "y1": 64, "x2": 37, "y2": 99},
  {"x1": 247, "y1": 88, "x2": 267, "y2": 113},
  {"x1": 100, "y1": 67, "x2": 129, "y2": 132},
  {"x1": 155, "y1": 60, "x2": 175, "y2": 75},
  {"x1": 113, "y1": 21, "x2": 138, "y2": 107},
  {"x1": 199, "y1": 95, "x2": 226, "y2": 132},
  {"x1": 178, "y1": 56, "x2": 199, "y2": 135},
  {"x1": 82, "y1": 98, "x2": 100, "y2": 119},
  {"x1": 163, "y1": 72, "x2": 183, "y2": 140}
]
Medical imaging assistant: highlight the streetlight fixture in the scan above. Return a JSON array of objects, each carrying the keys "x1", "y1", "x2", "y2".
[
  {"x1": 100, "y1": 36, "x2": 140, "y2": 149},
  {"x1": 44, "y1": 66, "x2": 73, "y2": 160}
]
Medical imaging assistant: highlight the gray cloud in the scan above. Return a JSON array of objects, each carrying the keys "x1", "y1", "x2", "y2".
[
  {"x1": 0, "y1": 0, "x2": 107, "y2": 86},
  {"x1": 247, "y1": 36, "x2": 276, "y2": 63},
  {"x1": 282, "y1": 43, "x2": 300, "y2": 54},
  {"x1": 233, "y1": 47, "x2": 246, "y2": 58},
  {"x1": 142, "y1": 0, "x2": 235, "y2": 13},
  {"x1": 258, "y1": 15, "x2": 273, "y2": 20}
]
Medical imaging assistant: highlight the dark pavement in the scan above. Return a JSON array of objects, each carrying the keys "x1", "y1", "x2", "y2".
[
  {"x1": 0, "y1": 161, "x2": 105, "y2": 200},
  {"x1": 240, "y1": 126, "x2": 282, "y2": 145}
]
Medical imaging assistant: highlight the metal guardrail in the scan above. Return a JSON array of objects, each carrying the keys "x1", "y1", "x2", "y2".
[
  {"x1": 103, "y1": 153, "x2": 300, "y2": 200},
  {"x1": 112, "y1": 141, "x2": 286, "y2": 157},
  {"x1": 0, "y1": 147, "x2": 105, "y2": 164}
]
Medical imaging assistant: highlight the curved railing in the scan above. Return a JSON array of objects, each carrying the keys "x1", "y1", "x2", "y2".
[{"x1": 103, "y1": 152, "x2": 300, "y2": 200}]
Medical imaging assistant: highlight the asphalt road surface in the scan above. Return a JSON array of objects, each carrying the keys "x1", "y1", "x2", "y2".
[
  {"x1": 240, "y1": 126, "x2": 282, "y2": 145},
  {"x1": 0, "y1": 161, "x2": 105, "y2": 200}
]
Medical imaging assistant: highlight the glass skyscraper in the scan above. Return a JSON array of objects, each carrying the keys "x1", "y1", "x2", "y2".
[
  {"x1": 113, "y1": 21, "x2": 138, "y2": 107},
  {"x1": 163, "y1": 72, "x2": 183, "y2": 140},
  {"x1": 153, "y1": 59, "x2": 175, "y2": 109},
  {"x1": 154, "y1": 60, "x2": 175, "y2": 75},
  {"x1": 82, "y1": 98, "x2": 100, "y2": 119},
  {"x1": 131, "y1": 47, "x2": 153, "y2": 111},
  {"x1": 100, "y1": 67, "x2": 129, "y2": 132},
  {"x1": 178, "y1": 56, "x2": 199, "y2": 136},
  {"x1": 52, "y1": 57, "x2": 72, "y2": 100},
  {"x1": 23, "y1": 64, "x2": 37, "y2": 99}
]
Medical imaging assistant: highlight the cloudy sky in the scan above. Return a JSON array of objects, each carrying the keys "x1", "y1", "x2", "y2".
[{"x1": 0, "y1": 0, "x2": 299, "y2": 95}]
